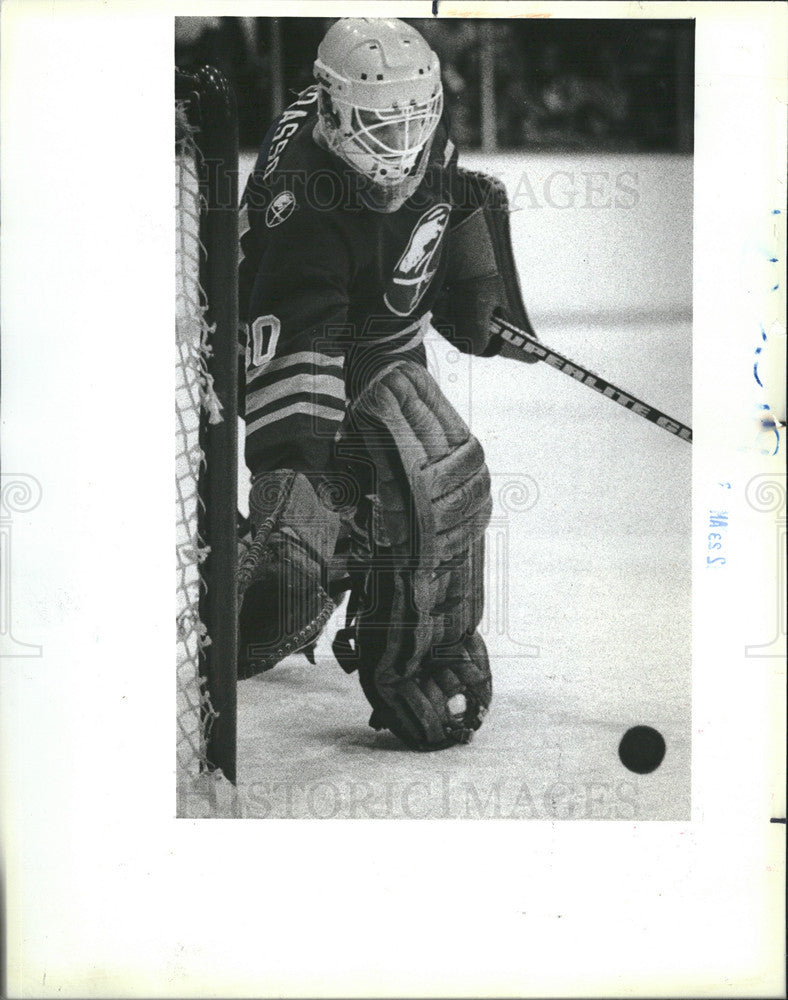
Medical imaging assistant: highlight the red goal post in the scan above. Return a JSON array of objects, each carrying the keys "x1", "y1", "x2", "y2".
[{"x1": 175, "y1": 66, "x2": 239, "y2": 810}]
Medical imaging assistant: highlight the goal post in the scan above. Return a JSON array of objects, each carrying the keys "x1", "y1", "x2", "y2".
[{"x1": 175, "y1": 66, "x2": 239, "y2": 807}]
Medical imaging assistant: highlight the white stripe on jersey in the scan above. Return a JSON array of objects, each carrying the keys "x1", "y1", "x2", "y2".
[
  {"x1": 389, "y1": 324, "x2": 430, "y2": 354},
  {"x1": 246, "y1": 350, "x2": 343, "y2": 384},
  {"x1": 246, "y1": 401, "x2": 345, "y2": 437},
  {"x1": 246, "y1": 371, "x2": 345, "y2": 415},
  {"x1": 363, "y1": 313, "x2": 429, "y2": 348}
]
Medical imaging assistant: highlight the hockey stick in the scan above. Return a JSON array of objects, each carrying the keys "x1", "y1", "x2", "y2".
[{"x1": 491, "y1": 314, "x2": 692, "y2": 443}]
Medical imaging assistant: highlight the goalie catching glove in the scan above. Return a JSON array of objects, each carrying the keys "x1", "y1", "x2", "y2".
[
  {"x1": 237, "y1": 470, "x2": 340, "y2": 677},
  {"x1": 333, "y1": 358, "x2": 493, "y2": 750}
]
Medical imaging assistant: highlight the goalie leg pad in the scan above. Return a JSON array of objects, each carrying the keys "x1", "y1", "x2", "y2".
[
  {"x1": 432, "y1": 167, "x2": 539, "y2": 361},
  {"x1": 339, "y1": 359, "x2": 493, "y2": 749}
]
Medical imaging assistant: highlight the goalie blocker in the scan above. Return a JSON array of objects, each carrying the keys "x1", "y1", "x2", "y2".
[
  {"x1": 432, "y1": 166, "x2": 540, "y2": 361},
  {"x1": 436, "y1": 168, "x2": 692, "y2": 443}
]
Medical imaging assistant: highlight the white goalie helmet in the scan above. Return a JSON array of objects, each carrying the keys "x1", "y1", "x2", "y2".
[{"x1": 314, "y1": 18, "x2": 443, "y2": 211}]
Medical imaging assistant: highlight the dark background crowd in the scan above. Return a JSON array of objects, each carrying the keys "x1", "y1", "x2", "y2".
[{"x1": 175, "y1": 16, "x2": 694, "y2": 154}]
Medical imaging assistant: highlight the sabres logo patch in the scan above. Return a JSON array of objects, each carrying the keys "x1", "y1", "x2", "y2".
[
  {"x1": 384, "y1": 204, "x2": 451, "y2": 317},
  {"x1": 265, "y1": 190, "x2": 297, "y2": 228}
]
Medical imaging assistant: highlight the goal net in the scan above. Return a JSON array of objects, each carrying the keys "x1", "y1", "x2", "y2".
[{"x1": 175, "y1": 67, "x2": 240, "y2": 817}]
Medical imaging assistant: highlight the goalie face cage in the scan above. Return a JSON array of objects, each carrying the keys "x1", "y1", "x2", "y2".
[{"x1": 176, "y1": 66, "x2": 239, "y2": 801}]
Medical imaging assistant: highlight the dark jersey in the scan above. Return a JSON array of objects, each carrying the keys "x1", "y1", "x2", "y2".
[{"x1": 239, "y1": 86, "x2": 459, "y2": 477}]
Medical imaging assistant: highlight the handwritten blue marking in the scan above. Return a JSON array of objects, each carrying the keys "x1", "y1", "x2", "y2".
[
  {"x1": 754, "y1": 362, "x2": 763, "y2": 387},
  {"x1": 758, "y1": 411, "x2": 780, "y2": 455}
]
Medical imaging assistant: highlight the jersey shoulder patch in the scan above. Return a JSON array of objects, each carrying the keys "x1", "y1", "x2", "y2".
[{"x1": 265, "y1": 190, "x2": 297, "y2": 228}]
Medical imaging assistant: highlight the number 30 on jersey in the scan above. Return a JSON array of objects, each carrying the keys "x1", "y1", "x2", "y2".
[{"x1": 247, "y1": 314, "x2": 281, "y2": 370}]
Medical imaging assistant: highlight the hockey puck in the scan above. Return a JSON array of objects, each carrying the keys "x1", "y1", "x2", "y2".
[{"x1": 618, "y1": 726, "x2": 666, "y2": 774}]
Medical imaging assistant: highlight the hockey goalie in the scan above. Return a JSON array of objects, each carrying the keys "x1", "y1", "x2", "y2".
[{"x1": 237, "y1": 17, "x2": 538, "y2": 750}]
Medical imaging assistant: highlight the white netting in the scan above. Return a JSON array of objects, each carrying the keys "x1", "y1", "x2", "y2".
[{"x1": 175, "y1": 105, "x2": 224, "y2": 801}]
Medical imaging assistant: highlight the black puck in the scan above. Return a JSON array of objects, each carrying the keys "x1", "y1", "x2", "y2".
[{"x1": 618, "y1": 726, "x2": 666, "y2": 774}]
